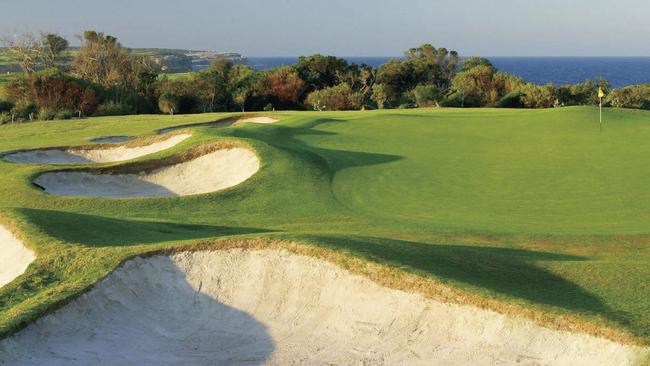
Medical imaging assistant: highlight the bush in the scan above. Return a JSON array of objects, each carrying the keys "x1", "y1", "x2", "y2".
[
  {"x1": 10, "y1": 102, "x2": 38, "y2": 121},
  {"x1": 0, "y1": 100, "x2": 13, "y2": 113},
  {"x1": 263, "y1": 103, "x2": 274, "y2": 112},
  {"x1": 38, "y1": 108, "x2": 57, "y2": 120},
  {"x1": 606, "y1": 84, "x2": 650, "y2": 109},
  {"x1": 409, "y1": 84, "x2": 442, "y2": 107},
  {"x1": 495, "y1": 91, "x2": 525, "y2": 108},
  {"x1": 0, "y1": 112, "x2": 12, "y2": 124},
  {"x1": 55, "y1": 109, "x2": 75, "y2": 120},
  {"x1": 158, "y1": 92, "x2": 179, "y2": 115},
  {"x1": 95, "y1": 101, "x2": 133, "y2": 116},
  {"x1": 305, "y1": 83, "x2": 362, "y2": 111}
]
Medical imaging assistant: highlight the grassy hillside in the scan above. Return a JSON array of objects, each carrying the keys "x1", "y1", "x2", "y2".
[{"x1": 0, "y1": 107, "x2": 649, "y2": 346}]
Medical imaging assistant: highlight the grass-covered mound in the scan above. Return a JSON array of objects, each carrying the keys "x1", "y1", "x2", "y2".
[{"x1": 0, "y1": 107, "x2": 649, "y2": 348}]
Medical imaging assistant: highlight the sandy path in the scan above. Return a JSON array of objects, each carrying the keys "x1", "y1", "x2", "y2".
[
  {"x1": 1, "y1": 249, "x2": 646, "y2": 365},
  {"x1": 4, "y1": 133, "x2": 191, "y2": 165},
  {"x1": 34, "y1": 147, "x2": 260, "y2": 198},
  {"x1": 0, "y1": 224, "x2": 34, "y2": 288}
]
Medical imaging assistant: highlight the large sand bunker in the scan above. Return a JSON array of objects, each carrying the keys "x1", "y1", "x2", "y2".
[
  {"x1": 34, "y1": 147, "x2": 259, "y2": 198},
  {"x1": 0, "y1": 224, "x2": 34, "y2": 288},
  {"x1": 4, "y1": 133, "x2": 191, "y2": 165},
  {"x1": 0, "y1": 249, "x2": 646, "y2": 365}
]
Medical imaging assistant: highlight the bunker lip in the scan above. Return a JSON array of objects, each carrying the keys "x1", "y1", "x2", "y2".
[
  {"x1": 158, "y1": 115, "x2": 279, "y2": 134},
  {"x1": 3, "y1": 132, "x2": 191, "y2": 165},
  {"x1": 88, "y1": 136, "x2": 136, "y2": 144},
  {"x1": 0, "y1": 223, "x2": 35, "y2": 288},
  {"x1": 32, "y1": 142, "x2": 260, "y2": 198},
  {"x1": 1, "y1": 248, "x2": 646, "y2": 365}
]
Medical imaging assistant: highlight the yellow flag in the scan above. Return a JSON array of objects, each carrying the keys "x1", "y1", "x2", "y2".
[{"x1": 598, "y1": 87, "x2": 605, "y2": 98}]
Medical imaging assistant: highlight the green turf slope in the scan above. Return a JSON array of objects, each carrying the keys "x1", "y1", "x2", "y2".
[{"x1": 0, "y1": 107, "x2": 649, "y2": 345}]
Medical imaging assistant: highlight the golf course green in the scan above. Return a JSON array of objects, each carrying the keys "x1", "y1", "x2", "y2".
[{"x1": 1, "y1": 106, "x2": 649, "y2": 350}]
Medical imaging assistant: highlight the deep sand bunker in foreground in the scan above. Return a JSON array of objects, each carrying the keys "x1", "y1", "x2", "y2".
[
  {"x1": 3, "y1": 133, "x2": 191, "y2": 165},
  {"x1": 0, "y1": 224, "x2": 34, "y2": 288},
  {"x1": 34, "y1": 147, "x2": 260, "y2": 198},
  {"x1": 0, "y1": 249, "x2": 646, "y2": 366}
]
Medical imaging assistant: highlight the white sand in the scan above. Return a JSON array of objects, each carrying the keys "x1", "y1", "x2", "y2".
[
  {"x1": 0, "y1": 224, "x2": 34, "y2": 288},
  {"x1": 235, "y1": 116, "x2": 279, "y2": 124},
  {"x1": 34, "y1": 147, "x2": 260, "y2": 198},
  {"x1": 4, "y1": 134, "x2": 191, "y2": 165},
  {"x1": 1, "y1": 249, "x2": 646, "y2": 365}
]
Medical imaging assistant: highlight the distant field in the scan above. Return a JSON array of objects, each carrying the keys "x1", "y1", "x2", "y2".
[{"x1": 0, "y1": 107, "x2": 649, "y2": 347}]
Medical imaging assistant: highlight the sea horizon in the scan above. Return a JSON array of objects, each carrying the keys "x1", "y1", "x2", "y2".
[{"x1": 242, "y1": 56, "x2": 650, "y2": 88}]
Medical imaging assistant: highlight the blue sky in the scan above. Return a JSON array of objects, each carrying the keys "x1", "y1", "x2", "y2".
[{"x1": 1, "y1": 0, "x2": 648, "y2": 56}]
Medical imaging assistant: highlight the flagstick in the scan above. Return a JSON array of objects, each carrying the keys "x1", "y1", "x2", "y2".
[{"x1": 599, "y1": 96, "x2": 603, "y2": 132}]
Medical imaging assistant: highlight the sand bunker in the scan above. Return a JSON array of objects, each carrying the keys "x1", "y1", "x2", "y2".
[
  {"x1": 159, "y1": 116, "x2": 279, "y2": 134},
  {"x1": 1, "y1": 249, "x2": 646, "y2": 365},
  {"x1": 4, "y1": 133, "x2": 191, "y2": 165},
  {"x1": 0, "y1": 224, "x2": 34, "y2": 288},
  {"x1": 34, "y1": 147, "x2": 259, "y2": 198},
  {"x1": 236, "y1": 116, "x2": 278, "y2": 124}
]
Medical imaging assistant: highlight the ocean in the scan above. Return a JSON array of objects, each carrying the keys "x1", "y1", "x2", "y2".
[{"x1": 245, "y1": 56, "x2": 650, "y2": 88}]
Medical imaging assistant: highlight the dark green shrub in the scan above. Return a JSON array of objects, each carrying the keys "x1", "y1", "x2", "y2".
[
  {"x1": 409, "y1": 84, "x2": 442, "y2": 107},
  {"x1": 10, "y1": 102, "x2": 38, "y2": 121},
  {"x1": 55, "y1": 109, "x2": 75, "y2": 120},
  {"x1": 496, "y1": 91, "x2": 525, "y2": 108},
  {"x1": 95, "y1": 101, "x2": 133, "y2": 116},
  {"x1": 0, "y1": 101, "x2": 14, "y2": 113}
]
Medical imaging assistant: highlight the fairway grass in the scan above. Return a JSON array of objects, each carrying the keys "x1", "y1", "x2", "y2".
[{"x1": 0, "y1": 107, "x2": 649, "y2": 353}]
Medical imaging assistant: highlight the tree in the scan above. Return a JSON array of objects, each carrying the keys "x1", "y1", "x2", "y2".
[
  {"x1": 371, "y1": 83, "x2": 388, "y2": 109},
  {"x1": 158, "y1": 92, "x2": 179, "y2": 115},
  {"x1": 262, "y1": 66, "x2": 305, "y2": 108},
  {"x1": 448, "y1": 65, "x2": 524, "y2": 107},
  {"x1": 404, "y1": 44, "x2": 459, "y2": 90},
  {"x1": 296, "y1": 54, "x2": 349, "y2": 92},
  {"x1": 192, "y1": 60, "x2": 233, "y2": 112},
  {"x1": 230, "y1": 64, "x2": 256, "y2": 112},
  {"x1": 376, "y1": 59, "x2": 415, "y2": 105},
  {"x1": 2, "y1": 32, "x2": 42, "y2": 75},
  {"x1": 73, "y1": 31, "x2": 135, "y2": 87},
  {"x1": 41, "y1": 33, "x2": 68, "y2": 69},
  {"x1": 460, "y1": 57, "x2": 493, "y2": 73}
]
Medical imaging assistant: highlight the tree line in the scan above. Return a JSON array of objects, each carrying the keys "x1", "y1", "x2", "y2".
[{"x1": 1, "y1": 31, "x2": 649, "y2": 123}]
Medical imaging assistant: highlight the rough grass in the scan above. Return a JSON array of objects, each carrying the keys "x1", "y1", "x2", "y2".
[{"x1": 0, "y1": 107, "x2": 649, "y2": 348}]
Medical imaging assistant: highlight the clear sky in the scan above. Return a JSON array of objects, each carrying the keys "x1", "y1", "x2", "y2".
[{"x1": 1, "y1": 0, "x2": 648, "y2": 57}]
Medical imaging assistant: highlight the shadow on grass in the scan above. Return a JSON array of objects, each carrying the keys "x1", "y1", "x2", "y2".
[
  {"x1": 297, "y1": 234, "x2": 635, "y2": 329},
  {"x1": 227, "y1": 118, "x2": 405, "y2": 173},
  {"x1": 16, "y1": 209, "x2": 274, "y2": 247}
]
